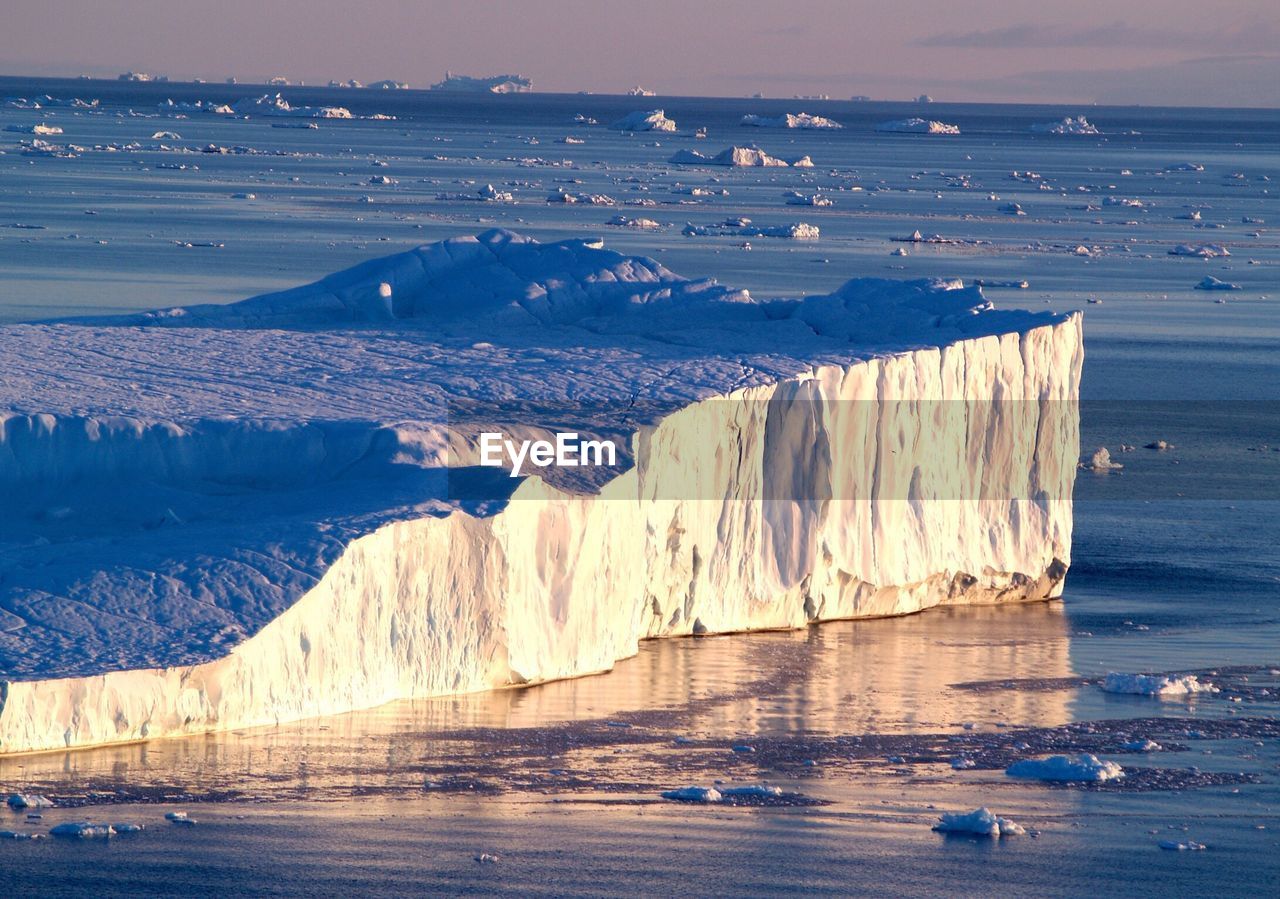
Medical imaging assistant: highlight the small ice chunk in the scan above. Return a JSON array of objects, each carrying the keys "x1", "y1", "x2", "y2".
[
  {"x1": 1083, "y1": 447, "x2": 1123, "y2": 471},
  {"x1": 1122, "y1": 739, "x2": 1163, "y2": 752},
  {"x1": 7, "y1": 793, "x2": 54, "y2": 810},
  {"x1": 1159, "y1": 839, "x2": 1207, "y2": 851},
  {"x1": 1194, "y1": 276, "x2": 1241, "y2": 291}
]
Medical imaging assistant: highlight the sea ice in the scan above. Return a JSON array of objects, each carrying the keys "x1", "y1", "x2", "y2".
[{"x1": 1005, "y1": 754, "x2": 1125, "y2": 782}]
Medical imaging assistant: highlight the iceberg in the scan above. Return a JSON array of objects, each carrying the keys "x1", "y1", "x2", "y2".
[
  {"x1": 876, "y1": 118, "x2": 960, "y2": 135},
  {"x1": 1031, "y1": 116, "x2": 1102, "y2": 135},
  {"x1": 430, "y1": 72, "x2": 532, "y2": 94},
  {"x1": 740, "y1": 113, "x2": 842, "y2": 130},
  {"x1": 4, "y1": 123, "x2": 62, "y2": 135},
  {"x1": 613, "y1": 109, "x2": 677, "y2": 132},
  {"x1": 0, "y1": 229, "x2": 1081, "y2": 754},
  {"x1": 668, "y1": 146, "x2": 806, "y2": 167}
]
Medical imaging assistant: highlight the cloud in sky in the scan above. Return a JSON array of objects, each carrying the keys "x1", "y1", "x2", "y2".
[{"x1": 916, "y1": 20, "x2": 1280, "y2": 54}]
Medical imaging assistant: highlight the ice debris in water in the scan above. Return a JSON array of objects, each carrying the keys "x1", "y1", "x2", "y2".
[
  {"x1": 1195, "y1": 276, "x2": 1241, "y2": 291},
  {"x1": 1005, "y1": 753, "x2": 1125, "y2": 782},
  {"x1": 662, "y1": 786, "x2": 723, "y2": 803},
  {"x1": 933, "y1": 808, "x2": 1026, "y2": 837},
  {"x1": 7, "y1": 793, "x2": 55, "y2": 809},
  {"x1": 1083, "y1": 447, "x2": 1123, "y2": 471},
  {"x1": 1159, "y1": 839, "x2": 1207, "y2": 851},
  {"x1": 1102, "y1": 673, "x2": 1218, "y2": 696},
  {"x1": 1122, "y1": 739, "x2": 1163, "y2": 752}
]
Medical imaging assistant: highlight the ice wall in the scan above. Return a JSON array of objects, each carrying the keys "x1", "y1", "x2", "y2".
[{"x1": 0, "y1": 314, "x2": 1080, "y2": 754}]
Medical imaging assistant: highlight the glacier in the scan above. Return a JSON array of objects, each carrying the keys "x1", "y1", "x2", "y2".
[{"x1": 0, "y1": 229, "x2": 1082, "y2": 754}]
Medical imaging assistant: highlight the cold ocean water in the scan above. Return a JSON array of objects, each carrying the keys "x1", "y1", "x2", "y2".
[{"x1": 0, "y1": 78, "x2": 1277, "y2": 895}]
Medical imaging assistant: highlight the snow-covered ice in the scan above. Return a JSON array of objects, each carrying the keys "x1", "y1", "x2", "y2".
[
  {"x1": 430, "y1": 72, "x2": 531, "y2": 94},
  {"x1": 0, "y1": 229, "x2": 1081, "y2": 754},
  {"x1": 1005, "y1": 753, "x2": 1125, "y2": 782}
]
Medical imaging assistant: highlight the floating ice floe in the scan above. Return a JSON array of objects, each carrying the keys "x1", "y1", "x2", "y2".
[
  {"x1": 606, "y1": 215, "x2": 661, "y2": 229},
  {"x1": 49, "y1": 821, "x2": 116, "y2": 838},
  {"x1": 1102, "y1": 673, "x2": 1218, "y2": 696},
  {"x1": 1030, "y1": 116, "x2": 1102, "y2": 135},
  {"x1": 548, "y1": 190, "x2": 614, "y2": 205},
  {"x1": 876, "y1": 118, "x2": 960, "y2": 135},
  {"x1": 662, "y1": 786, "x2": 723, "y2": 802},
  {"x1": 151, "y1": 131, "x2": 182, "y2": 140},
  {"x1": 740, "y1": 112, "x2": 842, "y2": 129},
  {"x1": 157, "y1": 99, "x2": 235, "y2": 116},
  {"x1": 1103, "y1": 197, "x2": 1144, "y2": 208},
  {"x1": 1159, "y1": 840, "x2": 1207, "y2": 851},
  {"x1": 932, "y1": 808, "x2": 1026, "y2": 837},
  {"x1": 1194, "y1": 276, "x2": 1241, "y2": 291},
  {"x1": 1169, "y1": 244, "x2": 1228, "y2": 258},
  {"x1": 1005, "y1": 753, "x2": 1125, "y2": 782},
  {"x1": 612, "y1": 109, "x2": 677, "y2": 132},
  {"x1": 1122, "y1": 739, "x2": 1163, "y2": 752},
  {"x1": 785, "y1": 192, "x2": 833, "y2": 207},
  {"x1": 1165, "y1": 162, "x2": 1205, "y2": 173},
  {"x1": 5, "y1": 123, "x2": 63, "y2": 135},
  {"x1": 7, "y1": 793, "x2": 54, "y2": 810},
  {"x1": 683, "y1": 220, "x2": 819, "y2": 239}
]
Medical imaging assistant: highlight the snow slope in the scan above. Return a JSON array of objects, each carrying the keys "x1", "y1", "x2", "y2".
[{"x1": 0, "y1": 230, "x2": 1081, "y2": 754}]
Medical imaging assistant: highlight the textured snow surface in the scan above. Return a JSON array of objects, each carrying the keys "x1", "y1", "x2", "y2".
[{"x1": 0, "y1": 229, "x2": 1081, "y2": 753}]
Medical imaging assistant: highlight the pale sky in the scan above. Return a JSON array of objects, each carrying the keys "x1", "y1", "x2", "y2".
[{"x1": 3, "y1": 0, "x2": 1278, "y2": 106}]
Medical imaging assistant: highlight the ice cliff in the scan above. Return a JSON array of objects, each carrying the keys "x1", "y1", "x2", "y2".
[{"x1": 0, "y1": 230, "x2": 1082, "y2": 754}]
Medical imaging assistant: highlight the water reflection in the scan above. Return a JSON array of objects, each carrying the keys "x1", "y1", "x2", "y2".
[{"x1": 0, "y1": 601, "x2": 1073, "y2": 800}]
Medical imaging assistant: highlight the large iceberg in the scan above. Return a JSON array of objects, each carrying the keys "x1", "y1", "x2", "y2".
[
  {"x1": 740, "y1": 112, "x2": 842, "y2": 130},
  {"x1": 1030, "y1": 116, "x2": 1102, "y2": 135},
  {"x1": 0, "y1": 230, "x2": 1081, "y2": 754}
]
